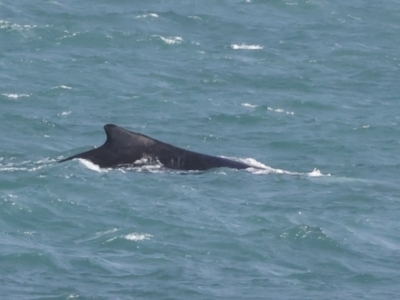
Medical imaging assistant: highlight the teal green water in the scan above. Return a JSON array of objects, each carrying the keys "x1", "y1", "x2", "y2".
[{"x1": 1, "y1": 1, "x2": 400, "y2": 299}]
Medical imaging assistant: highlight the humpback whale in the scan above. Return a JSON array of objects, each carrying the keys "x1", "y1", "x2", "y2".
[{"x1": 60, "y1": 124, "x2": 253, "y2": 170}]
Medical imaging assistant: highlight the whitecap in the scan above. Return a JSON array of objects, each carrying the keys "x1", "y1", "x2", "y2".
[
  {"x1": 23, "y1": 231, "x2": 36, "y2": 236},
  {"x1": 242, "y1": 103, "x2": 257, "y2": 108},
  {"x1": 0, "y1": 20, "x2": 37, "y2": 31},
  {"x1": 135, "y1": 13, "x2": 158, "y2": 18},
  {"x1": 231, "y1": 43, "x2": 263, "y2": 50},
  {"x1": 0, "y1": 160, "x2": 47, "y2": 172},
  {"x1": 267, "y1": 106, "x2": 294, "y2": 115},
  {"x1": 125, "y1": 233, "x2": 153, "y2": 241},
  {"x1": 154, "y1": 35, "x2": 183, "y2": 45},
  {"x1": 2, "y1": 93, "x2": 30, "y2": 99},
  {"x1": 52, "y1": 85, "x2": 72, "y2": 90},
  {"x1": 35, "y1": 158, "x2": 57, "y2": 164},
  {"x1": 308, "y1": 168, "x2": 330, "y2": 177}
]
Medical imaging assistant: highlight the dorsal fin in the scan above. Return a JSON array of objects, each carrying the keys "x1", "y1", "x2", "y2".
[
  {"x1": 104, "y1": 124, "x2": 125, "y2": 145},
  {"x1": 103, "y1": 124, "x2": 156, "y2": 148}
]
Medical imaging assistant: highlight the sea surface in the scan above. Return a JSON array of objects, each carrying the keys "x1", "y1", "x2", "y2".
[{"x1": 1, "y1": 1, "x2": 400, "y2": 299}]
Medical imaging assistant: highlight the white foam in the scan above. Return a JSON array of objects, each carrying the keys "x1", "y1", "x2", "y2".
[
  {"x1": 154, "y1": 35, "x2": 183, "y2": 45},
  {"x1": 134, "y1": 157, "x2": 151, "y2": 165},
  {"x1": 308, "y1": 168, "x2": 330, "y2": 177},
  {"x1": 0, "y1": 20, "x2": 37, "y2": 31},
  {"x1": 59, "y1": 32, "x2": 78, "y2": 40},
  {"x1": 28, "y1": 165, "x2": 46, "y2": 172},
  {"x1": 52, "y1": 85, "x2": 72, "y2": 90},
  {"x1": 188, "y1": 16, "x2": 202, "y2": 20},
  {"x1": 237, "y1": 158, "x2": 300, "y2": 175},
  {"x1": 135, "y1": 13, "x2": 158, "y2": 18},
  {"x1": 35, "y1": 158, "x2": 57, "y2": 164},
  {"x1": 231, "y1": 44, "x2": 263, "y2": 50},
  {"x1": 78, "y1": 159, "x2": 105, "y2": 173},
  {"x1": 2, "y1": 93, "x2": 30, "y2": 99},
  {"x1": 67, "y1": 156, "x2": 330, "y2": 178},
  {"x1": 0, "y1": 162, "x2": 46, "y2": 172},
  {"x1": 0, "y1": 20, "x2": 8, "y2": 29},
  {"x1": 125, "y1": 233, "x2": 153, "y2": 241},
  {"x1": 59, "y1": 85, "x2": 72, "y2": 89},
  {"x1": 96, "y1": 228, "x2": 118, "y2": 236},
  {"x1": 76, "y1": 158, "x2": 163, "y2": 173},
  {"x1": 223, "y1": 157, "x2": 330, "y2": 177},
  {"x1": 124, "y1": 164, "x2": 163, "y2": 173},
  {"x1": 242, "y1": 103, "x2": 257, "y2": 108},
  {"x1": 23, "y1": 231, "x2": 36, "y2": 236},
  {"x1": 267, "y1": 106, "x2": 294, "y2": 115}
]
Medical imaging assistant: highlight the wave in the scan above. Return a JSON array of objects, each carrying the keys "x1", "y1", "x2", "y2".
[
  {"x1": 0, "y1": 156, "x2": 329, "y2": 178},
  {"x1": 71, "y1": 157, "x2": 330, "y2": 177},
  {"x1": 2, "y1": 93, "x2": 31, "y2": 99},
  {"x1": 0, "y1": 157, "x2": 56, "y2": 172},
  {"x1": 231, "y1": 43, "x2": 263, "y2": 50}
]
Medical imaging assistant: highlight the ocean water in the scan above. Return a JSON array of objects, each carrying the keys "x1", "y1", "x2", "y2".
[{"x1": 1, "y1": 0, "x2": 400, "y2": 299}]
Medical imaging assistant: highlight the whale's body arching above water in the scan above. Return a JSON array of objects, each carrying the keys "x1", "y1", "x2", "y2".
[{"x1": 60, "y1": 124, "x2": 253, "y2": 170}]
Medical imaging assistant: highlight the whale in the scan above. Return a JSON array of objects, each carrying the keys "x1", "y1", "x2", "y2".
[{"x1": 60, "y1": 124, "x2": 253, "y2": 170}]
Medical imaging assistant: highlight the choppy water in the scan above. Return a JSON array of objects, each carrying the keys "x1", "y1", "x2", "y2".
[{"x1": 1, "y1": 1, "x2": 400, "y2": 299}]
